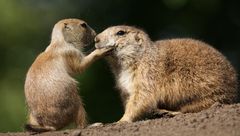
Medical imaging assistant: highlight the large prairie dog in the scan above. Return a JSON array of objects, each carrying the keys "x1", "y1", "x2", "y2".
[
  {"x1": 95, "y1": 25, "x2": 238, "y2": 123},
  {"x1": 24, "y1": 19, "x2": 111, "y2": 132}
]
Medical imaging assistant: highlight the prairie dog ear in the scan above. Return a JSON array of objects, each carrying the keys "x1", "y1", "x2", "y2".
[
  {"x1": 134, "y1": 33, "x2": 143, "y2": 44},
  {"x1": 63, "y1": 23, "x2": 73, "y2": 30}
]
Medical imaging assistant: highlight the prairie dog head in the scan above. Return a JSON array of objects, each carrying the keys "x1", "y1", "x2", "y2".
[
  {"x1": 51, "y1": 18, "x2": 96, "y2": 49},
  {"x1": 95, "y1": 26, "x2": 151, "y2": 55}
]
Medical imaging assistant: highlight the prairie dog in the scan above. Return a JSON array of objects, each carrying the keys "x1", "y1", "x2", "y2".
[
  {"x1": 24, "y1": 19, "x2": 111, "y2": 132},
  {"x1": 95, "y1": 25, "x2": 238, "y2": 123}
]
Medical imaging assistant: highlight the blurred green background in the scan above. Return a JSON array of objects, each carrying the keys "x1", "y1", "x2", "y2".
[{"x1": 0, "y1": 0, "x2": 239, "y2": 132}]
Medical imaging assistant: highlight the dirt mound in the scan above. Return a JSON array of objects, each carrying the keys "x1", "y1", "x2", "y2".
[{"x1": 2, "y1": 103, "x2": 240, "y2": 136}]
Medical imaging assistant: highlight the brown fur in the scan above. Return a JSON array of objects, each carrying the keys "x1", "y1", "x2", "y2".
[
  {"x1": 95, "y1": 25, "x2": 238, "y2": 123},
  {"x1": 24, "y1": 19, "x2": 111, "y2": 132}
]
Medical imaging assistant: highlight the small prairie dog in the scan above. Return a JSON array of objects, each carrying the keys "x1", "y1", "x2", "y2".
[
  {"x1": 95, "y1": 25, "x2": 238, "y2": 123},
  {"x1": 24, "y1": 19, "x2": 111, "y2": 132}
]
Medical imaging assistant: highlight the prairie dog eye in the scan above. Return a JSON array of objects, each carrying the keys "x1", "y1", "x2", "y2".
[
  {"x1": 116, "y1": 30, "x2": 126, "y2": 36},
  {"x1": 81, "y1": 23, "x2": 87, "y2": 28}
]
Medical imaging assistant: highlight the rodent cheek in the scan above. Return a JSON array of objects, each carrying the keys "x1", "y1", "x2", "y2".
[
  {"x1": 106, "y1": 38, "x2": 116, "y2": 47},
  {"x1": 116, "y1": 38, "x2": 126, "y2": 46}
]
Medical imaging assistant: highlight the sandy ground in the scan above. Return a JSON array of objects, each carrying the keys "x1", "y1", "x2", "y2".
[{"x1": 1, "y1": 103, "x2": 240, "y2": 136}]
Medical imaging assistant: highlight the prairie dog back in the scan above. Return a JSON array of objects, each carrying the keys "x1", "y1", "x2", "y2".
[{"x1": 145, "y1": 39, "x2": 238, "y2": 111}]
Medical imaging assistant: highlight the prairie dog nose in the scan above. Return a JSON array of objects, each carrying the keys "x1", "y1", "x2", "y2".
[
  {"x1": 94, "y1": 37, "x2": 100, "y2": 43},
  {"x1": 92, "y1": 30, "x2": 96, "y2": 36}
]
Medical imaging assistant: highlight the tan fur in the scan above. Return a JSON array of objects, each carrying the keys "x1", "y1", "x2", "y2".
[
  {"x1": 24, "y1": 19, "x2": 111, "y2": 132},
  {"x1": 95, "y1": 26, "x2": 238, "y2": 123}
]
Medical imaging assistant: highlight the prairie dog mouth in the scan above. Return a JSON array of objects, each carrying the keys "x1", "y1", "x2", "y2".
[
  {"x1": 94, "y1": 43, "x2": 103, "y2": 49},
  {"x1": 95, "y1": 43, "x2": 117, "y2": 49}
]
